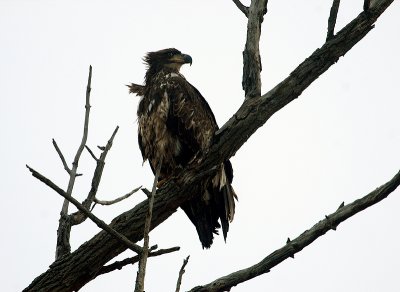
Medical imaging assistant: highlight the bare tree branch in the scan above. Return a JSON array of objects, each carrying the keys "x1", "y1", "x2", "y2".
[
  {"x1": 93, "y1": 186, "x2": 142, "y2": 206},
  {"x1": 56, "y1": 65, "x2": 92, "y2": 259},
  {"x1": 232, "y1": 0, "x2": 249, "y2": 17},
  {"x1": 175, "y1": 256, "x2": 190, "y2": 292},
  {"x1": 71, "y1": 126, "x2": 119, "y2": 225},
  {"x1": 135, "y1": 159, "x2": 163, "y2": 292},
  {"x1": 96, "y1": 247, "x2": 180, "y2": 278},
  {"x1": 327, "y1": 0, "x2": 341, "y2": 41},
  {"x1": 85, "y1": 145, "x2": 98, "y2": 161},
  {"x1": 52, "y1": 139, "x2": 72, "y2": 174},
  {"x1": 26, "y1": 165, "x2": 143, "y2": 255},
  {"x1": 24, "y1": 2, "x2": 395, "y2": 291},
  {"x1": 242, "y1": 0, "x2": 268, "y2": 98},
  {"x1": 188, "y1": 170, "x2": 400, "y2": 292}
]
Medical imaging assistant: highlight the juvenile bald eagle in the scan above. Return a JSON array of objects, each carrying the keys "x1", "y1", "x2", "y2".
[{"x1": 129, "y1": 48, "x2": 237, "y2": 248}]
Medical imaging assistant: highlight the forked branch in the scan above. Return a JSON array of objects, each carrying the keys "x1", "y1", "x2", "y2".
[
  {"x1": 26, "y1": 165, "x2": 143, "y2": 255},
  {"x1": 56, "y1": 65, "x2": 92, "y2": 259}
]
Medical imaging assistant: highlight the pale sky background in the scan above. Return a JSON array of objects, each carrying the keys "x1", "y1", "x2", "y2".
[{"x1": 1, "y1": 1, "x2": 400, "y2": 291}]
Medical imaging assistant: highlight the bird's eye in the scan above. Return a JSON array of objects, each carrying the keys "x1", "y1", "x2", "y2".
[{"x1": 168, "y1": 52, "x2": 174, "y2": 57}]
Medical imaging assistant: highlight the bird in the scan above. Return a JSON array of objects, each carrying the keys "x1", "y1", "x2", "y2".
[{"x1": 128, "y1": 48, "x2": 237, "y2": 248}]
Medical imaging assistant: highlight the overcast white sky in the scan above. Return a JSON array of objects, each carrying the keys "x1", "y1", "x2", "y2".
[{"x1": 1, "y1": 1, "x2": 400, "y2": 291}]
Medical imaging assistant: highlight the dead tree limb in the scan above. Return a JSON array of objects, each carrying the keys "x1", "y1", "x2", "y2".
[
  {"x1": 24, "y1": 1, "x2": 395, "y2": 291},
  {"x1": 188, "y1": 169, "x2": 400, "y2": 292},
  {"x1": 96, "y1": 247, "x2": 180, "y2": 278},
  {"x1": 175, "y1": 256, "x2": 190, "y2": 292},
  {"x1": 56, "y1": 65, "x2": 92, "y2": 259},
  {"x1": 242, "y1": 0, "x2": 268, "y2": 98},
  {"x1": 71, "y1": 126, "x2": 119, "y2": 225},
  {"x1": 26, "y1": 165, "x2": 143, "y2": 255},
  {"x1": 134, "y1": 159, "x2": 162, "y2": 292},
  {"x1": 93, "y1": 186, "x2": 141, "y2": 206}
]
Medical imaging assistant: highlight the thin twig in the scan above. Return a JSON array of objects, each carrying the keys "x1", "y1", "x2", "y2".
[
  {"x1": 175, "y1": 256, "x2": 190, "y2": 292},
  {"x1": 97, "y1": 247, "x2": 180, "y2": 277},
  {"x1": 134, "y1": 158, "x2": 163, "y2": 292},
  {"x1": 188, "y1": 169, "x2": 400, "y2": 292},
  {"x1": 52, "y1": 139, "x2": 71, "y2": 174},
  {"x1": 71, "y1": 126, "x2": 119, "y2": 225},
  {"x1": 56, "y1": 65, "x2": 92, "y2": 259},
  {"x1": 232, "y1": 0, "x2": 249, "y2": 17},
  {"x1": 94, "y1": 186, "x2": 142, "y2": 206},
  {"x1": 85, "y1": 145, "x2": 98, "y2": 161},
  {"x1": 327, "y1": 0, "x2": 341, "y2": 41},
  {"x1": 26, "y1": 165, "x2": 143, "y2": 255}
]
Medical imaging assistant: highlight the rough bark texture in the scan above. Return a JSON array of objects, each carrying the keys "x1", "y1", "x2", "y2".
[
  {"x1": 24, "y1": 1, "x2": 394, "y2": 291},
  {"x1": 242, "y1": 0, "x2": 268, "y2": 98}
]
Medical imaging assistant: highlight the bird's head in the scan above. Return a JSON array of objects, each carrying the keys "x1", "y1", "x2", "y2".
[{"x1": 144, "y1": 48, "x2": 192, "y2": 74}]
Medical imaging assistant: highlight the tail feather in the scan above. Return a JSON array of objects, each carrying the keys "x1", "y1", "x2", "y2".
[{"x1": 181, "y1": 161, "x2": 237, "y2": 248}]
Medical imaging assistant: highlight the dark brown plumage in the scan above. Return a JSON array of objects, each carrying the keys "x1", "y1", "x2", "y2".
[{"x1": 129, "y1": 48, "x2": 237, "y2": 248}]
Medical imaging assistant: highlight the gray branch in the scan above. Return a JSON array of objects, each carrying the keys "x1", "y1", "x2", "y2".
[
  {"x1": 232, "y1": 0, "x2": 249, "y2": 17},
  {"x1": 134, "y1": 159, "x2": 162, "y2": 292},
  {"x1": 188, "y1": 170, "x2": 400, "y2": 291},
  {"x1": 175, "y1": 255, "x2": 190, "y2": 292},
  {"x1": 242, "y1": 0, "x2": 268, "y2": 98},
  {"x1": 56, "y1": 65, "x2": 92, "y2": 259},
  {"x1": 93, "y1": 186, "x2": 141, "y2": 206},
  {"x1": 26, "y1": 165, "x2": 143, "y2": 255},
  {"x1": 52, "y1": 139, "x2": 72, "y2": 174},
  {"x1": 96, "y1": 246, "x2": 180, "y2": 278},
  {"x1": 71, "y1": 126, "x2": 119, "y2": 225}
]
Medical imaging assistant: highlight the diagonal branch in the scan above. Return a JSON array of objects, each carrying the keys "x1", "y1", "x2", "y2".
[
  {"x1": 96, "y1": 246, "x2": 180, "y2": 278},
  {"x1": 23, "y1": 1, "x2": 395, "y2": 291},
  {"x1": 56, "y1": 65, "x2": 92, "y2": 259},
  {"x1": 175, "y1": 255, "x2": 190, "y2": 292},
  {"x1": 232, "y1": 0, "x2": 249, "y2": 17},
  {"x1": 188, "y1": 170, "x2": 400, "y2": 292},
  {"x1": 327, "y1": 0, "x2": 341, "y2": 41},
  {"x1": 52, "y1": 139, "x2": 72, "y2": 175},
  {"x1": 71, "y1": 126, "x2": 119, "y2": 225},
  {"x1": 26, "y1": 165, "x2": 143, "y2": 255}
]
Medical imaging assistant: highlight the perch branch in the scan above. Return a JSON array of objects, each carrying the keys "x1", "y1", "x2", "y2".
[
  {"x1": 232, "y1": 0, "x2": 249, "y2": 17},
  {"x1": 94, "y1": 186, "x2": 142, "y2": 206},
  {"x1": 134, "y1": 158, "x2": 163, "y2": 292},
  {"x1": 188, "y1": 170, "x2": 400, "y2": 292},
  {"x1": 175, "y1": 256, "x2": 190, "y2": 292},
  {"x1": 26, "y1": 165, "x2": 143, "y2": 255},
  {"x1": 327, "y1": 0, "x2": 341, "y2": 41},
  {"x1": 56, "y1": 65, "x2": 92, "y2": 259}
]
